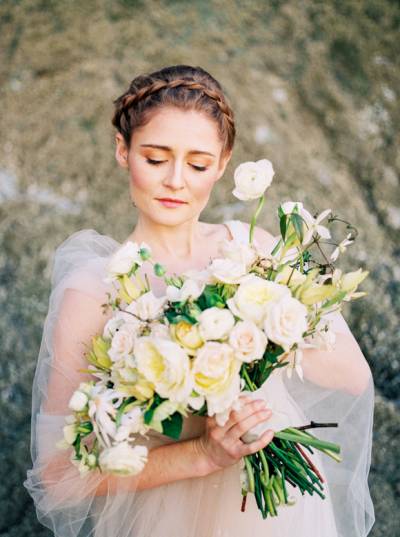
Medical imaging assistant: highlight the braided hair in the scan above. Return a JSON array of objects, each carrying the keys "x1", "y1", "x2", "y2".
[{"x1": 111, "y1": 65, "x2": 236, "y2": 160}]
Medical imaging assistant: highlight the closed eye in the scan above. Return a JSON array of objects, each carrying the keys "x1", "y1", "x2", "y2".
[{"x1": 146, "y1": 158, "x2": 207, "y2": 172}]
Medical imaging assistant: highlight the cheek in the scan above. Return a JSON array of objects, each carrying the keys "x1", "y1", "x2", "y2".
[
  {"x1": 190, "y1": 174, "x2": 217, "y2": 200},
  {"x1": 129, "y1": 161, "x2": 155, "y2": 193}
]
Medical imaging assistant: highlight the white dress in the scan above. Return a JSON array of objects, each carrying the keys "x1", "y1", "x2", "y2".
[{"x1": 23, "y1": 220, "x2": 375, "y2": 537}]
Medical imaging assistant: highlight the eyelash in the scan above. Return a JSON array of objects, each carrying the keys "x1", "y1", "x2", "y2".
[{"x1": 146, "y1": 158, "x2": 207, "y2": 172}]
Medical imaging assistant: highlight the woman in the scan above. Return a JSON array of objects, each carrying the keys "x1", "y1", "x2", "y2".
[{"x1": 24, "y1": 65, "x2": 375, "y2": 536}]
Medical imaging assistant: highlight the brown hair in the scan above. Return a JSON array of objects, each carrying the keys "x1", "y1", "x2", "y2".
[{"x1": 111, "y1": 65, "x2": 236, "y2": 160}]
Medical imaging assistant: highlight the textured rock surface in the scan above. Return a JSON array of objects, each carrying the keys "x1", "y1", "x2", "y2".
[{"x1": 0, "y1": 1, "x2": 399, "y2": 535}]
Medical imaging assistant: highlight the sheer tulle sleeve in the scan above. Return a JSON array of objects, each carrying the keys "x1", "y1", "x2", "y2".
[
  {"x1": 283, "y1": 308, "x2": 375, "y2": 536},
  {"x1": 22, "y1": 230, "x2": 150, "y2": 537}
]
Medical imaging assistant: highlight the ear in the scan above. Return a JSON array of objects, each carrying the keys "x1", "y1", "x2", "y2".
[
  {"x1": 216, "y1": 149, "x2": 233, "y2": 181},
  {"x1": 115, "y1": 133, "x2": 129, "y2": 169}
]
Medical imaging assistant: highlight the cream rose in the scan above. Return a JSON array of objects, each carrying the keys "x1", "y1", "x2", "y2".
[
  {"x1": 108, "y1": 324, "x2": 136, "y2": 362},
  {"x1": 192, "y1": 342, "x2": 242, "y2": 425},
  {"x1": 227, "y1": 274, "x2": 291, "y2": 326},
  {"x1": 208, "y1": 257, "x2": 248, "y2": 284},
  {"x1": 263, "y1": 294, "x2": 308, "y2": 351},
  {"x1": 99, "y1": 442, "x2": 148, "y2": 475},
  {"x1": 219, "y1": 238, "x2": 258, "y2": 266},
  {"x1": 134, "y1": 337, "x2": 194, "y2": 403},
  {"x1": 170, "y1": 320, "x2": 204, "y2": 354},
  {"x1": 198, "y1": 307, "x2": 235, "y2": 341},
  {"x1": 229, "y1": 320, "x2": 267, "y2": 363},
  {"x1": 233, "y1": 159, "x2": 275, "y2": 201}
]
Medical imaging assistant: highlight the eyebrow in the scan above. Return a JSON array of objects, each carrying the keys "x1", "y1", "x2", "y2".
[{"x1": 140, "y1": 144, "x2": 216, "y2": 157}]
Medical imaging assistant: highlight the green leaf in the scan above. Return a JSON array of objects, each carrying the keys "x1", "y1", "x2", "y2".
[
  {"x1": 279, "y1": 214, "x2": 287, "y2": 240},
  {"x1": 161, "y1": 411, "x2": 183, "y2": 439},
  {"x1": 290, "y1": 213, "x2": 304, "y2": 243}
]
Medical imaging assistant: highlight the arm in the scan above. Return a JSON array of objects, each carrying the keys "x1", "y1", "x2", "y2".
[
  {"x1": 300, "y1": 313, "x2": 372, "y2": 396},
  {"x1": 40, "y1": 287, "x2": 215, "y2": 502}
]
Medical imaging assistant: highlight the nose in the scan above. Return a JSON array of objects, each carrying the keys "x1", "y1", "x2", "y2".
[{"x1": 162, "y1": 159, "x2": 185, "y2": 190}]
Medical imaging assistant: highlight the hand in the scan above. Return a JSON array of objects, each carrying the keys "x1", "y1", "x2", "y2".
[{"x1": 193, "y1": 395, "x2": 274, "y2": 474}]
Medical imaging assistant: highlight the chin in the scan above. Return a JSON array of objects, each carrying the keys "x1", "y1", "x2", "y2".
[{"x1": 141, "y1": 207, "x2": 198, "y2": 226}]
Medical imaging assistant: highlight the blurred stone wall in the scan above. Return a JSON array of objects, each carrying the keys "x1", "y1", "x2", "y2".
[{"x1": 0, "y1": 1, "x2": 399, "y2": 535}]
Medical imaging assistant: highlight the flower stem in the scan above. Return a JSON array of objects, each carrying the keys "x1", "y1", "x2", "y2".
[{"x1": 249, "y1": 195, "x2": 265, "y2": 244}]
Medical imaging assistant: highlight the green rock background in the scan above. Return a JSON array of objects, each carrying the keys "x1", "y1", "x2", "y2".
[{"x1": 0, "y1": 1, "x2": 399, "y2": 535}]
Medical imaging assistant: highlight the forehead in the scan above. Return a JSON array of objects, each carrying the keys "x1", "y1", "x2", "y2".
[{"x1": 132, "y1": 106, "x2": 222, "y2": 153}]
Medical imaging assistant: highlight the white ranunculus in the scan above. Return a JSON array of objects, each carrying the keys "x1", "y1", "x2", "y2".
[
  {"x1": 134, "y1": 337, "x2": 194, "y2": 403},
  {"x1": 99, "y1": 442, "x2": 148, "y2": 475},
  {"x1": 233, "y1": 159, "x2": 275, "y2": 201},
  {"x1": 108, "y1": 324, "x2": 136, "y2": 362},
  {"x1": 229, "y1": 320, "x2": 268, "y2": 363},
  {"x1": 166, "y1": 278, "x2": 205, "y2": 302},
  {"x1": 68, "y1": 390, "x2": 89, "y2": 412},
  {"x1": 125, "y1": 291, "x2": 167, "y2": 321},
  {"x1": 208, "y1": 257, "x2": 248, "y2": 284},
  {"x1": 219, "y1": 238, "x2": 258, "y2": 267},
  {"x1": 192, "y1": 342, "x2": 242, "y2": 425},
  {"x1": 105, "y1": 241, "x2": 149, "y2": 282},
  {"x1": 198, "y1": 307, "x2": 235, "y2": 341},
  {"x1": 227, "y1": 274, "x2": 291, "y2": 326},
  {"x1": 263, "y1": 294, "x2": 308, "y2": 352}
]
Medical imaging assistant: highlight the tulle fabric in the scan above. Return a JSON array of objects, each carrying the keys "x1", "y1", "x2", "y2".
[{"x1": 23, "y1": 222, "x2": 375, "y2": 537}]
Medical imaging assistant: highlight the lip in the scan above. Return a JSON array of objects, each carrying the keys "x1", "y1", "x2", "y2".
[
  {"x1": 155, "y1": 197, "x2": 188, "y2": 207},
  {"x1": 156, "y1": 197, "x2": 187, "y2": 203}
]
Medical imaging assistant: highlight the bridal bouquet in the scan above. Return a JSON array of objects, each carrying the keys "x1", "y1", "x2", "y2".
[{"x1": 57, "y1": 158, "x2": 368, "y2": 519}]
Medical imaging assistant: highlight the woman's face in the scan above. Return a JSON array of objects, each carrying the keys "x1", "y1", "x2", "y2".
[{"x1": 115, "y1": 106, "x2": 232, "y2": 226}]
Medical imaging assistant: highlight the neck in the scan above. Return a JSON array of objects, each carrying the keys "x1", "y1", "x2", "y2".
[{"x1": 127, "y1": 212, "x2": 204, "y2": 259}]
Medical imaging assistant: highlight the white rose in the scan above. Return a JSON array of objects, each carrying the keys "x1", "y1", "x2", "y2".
[
  {"x1": 233, "y1": 159, "x2": 275, "y2": 201},
  {"x1": 125, "y1": 291, "x2": 167, "y2": 321},
  {"x1": 198, "y1": 307, "x2": 235, "y2": 341},
  {"x1": 263, "y1": 294, "x2": 308, "y2": 352},
  {"x1": 108, "y1": 324, "x2": 136, "y2": 362},
  {"x1": 134, "y1": 336, "x2": 194, "y2": 403},
  {"x1": 227, "y1": 274, "x2": 291, "y2": 326},
  {"x1": 208, "y1": 258, "x2": 248, "y2": 284},
  {"x1": 166, "y1": 278, "x2": 205, "y2": 302},
  {"x1": 192, "y1": 342, "x2": 242, "y2": 425},
  {"x1": 219, "y1": 238, "x2": 258, "y2": 267},
  {"x1": 229, "y1": 320, "x2": 267, "y2": 363},
  {"x1": 99, "y1": 442, "x2": 148, "y2": 476},
  {"x1": 68, "y1": 390, "x2": 89, "y2": 412},
  {"x1": 105, "y1": 241, "x2": 149, "y2": 282}
]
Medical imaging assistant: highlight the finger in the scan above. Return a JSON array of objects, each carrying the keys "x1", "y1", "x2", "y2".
[
  {"x1": 224, "y1": 399, "x2": 268, "y2": 430},
  {"x1": 240, "y1": 429, "x2": 275, "y2": 456},
  {"x1": 225, "y1": 408, "x2": 272, "y2": 443}
]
